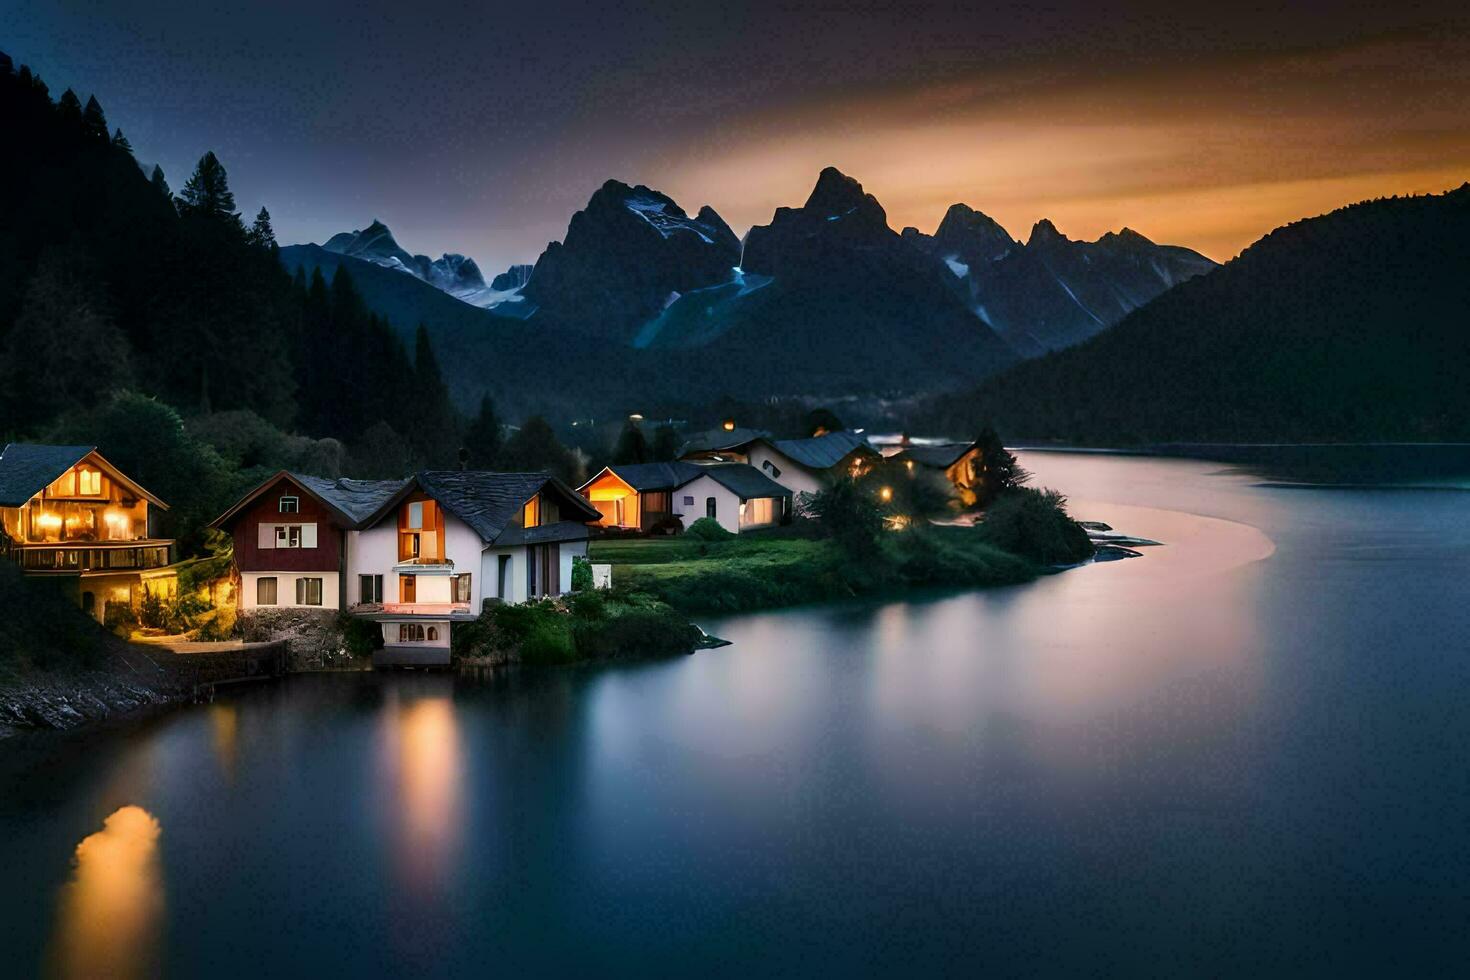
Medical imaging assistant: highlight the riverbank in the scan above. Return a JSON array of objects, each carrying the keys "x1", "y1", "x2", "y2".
[{"x1": 591, "y1": 519, "x2": 1091, "y2": 615}]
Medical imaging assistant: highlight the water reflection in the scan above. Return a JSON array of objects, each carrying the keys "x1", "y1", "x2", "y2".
[
  {"x1": 49, "y1": 806, "x2": 164, "y2": 980},
  {"x1": 209, "y1": 703, "x2": 238, "y2": 782},
  {"x1": 378, "y1": 693, "x2": 464, "y2": 897}
]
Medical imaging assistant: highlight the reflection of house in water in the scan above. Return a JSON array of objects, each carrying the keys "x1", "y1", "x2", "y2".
[{"x1": 0, "y1": 443, "x2": 176, "y2": 622}]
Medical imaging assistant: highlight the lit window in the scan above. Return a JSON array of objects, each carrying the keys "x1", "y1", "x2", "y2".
[
  {"x1": 77, "y1": 468, "x2": 102, "y2": 496},
  {"x1": 523, "y1": 495, "x2": 540, "y2": 527},
  {"x1": 279, "y1": 496, "x2": 299, "y2": 513}
]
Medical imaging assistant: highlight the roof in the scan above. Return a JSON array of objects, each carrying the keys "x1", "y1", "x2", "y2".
[
  {"x1": 409, "y1": 470, "x2": 601, "y2": 545},
  {"x1": 292, "y1": 474, "x2": 410, "y2": 524},
  {"x1": 0, "y1": 443, "x2": 169, "y2": 509},
  {"x1": 894, "y1": 442, "x2": 977, "y2": 469},
  {"x1": 585, "y1": 461, "x2": 704, "y2": 493},
  {"x1": 766, "y1": 430, "x2": 876, "y2": 471},
  {"x1": 210, "y1": 470, "x2": 408, "y2": 529},
  {"x1": 678, "y1": 427, "x2": 770, "y2": 456},
  {"x1": 684, "y1": 462, "x2": 792, "y2": 500}
]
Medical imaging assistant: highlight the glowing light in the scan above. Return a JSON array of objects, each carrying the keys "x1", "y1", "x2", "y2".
[
  {"x1": 739, "y1": 503, "x2": 747, "y2": 516},
  {"x1": 879, "y1": 486, "x2": 893, "y2": 502},
  {"x1": 905, "y1": 460, "x2": 915, "y2": 472},
  {"x1": 722, "y1": 419, "x2": 736, "y2": 431},
  {"x1": 629, "y1": 413, "x2": 644, "y2": 421},
  {"x1": 37, "y1": 513, "x2": 63, "y2": 530},
  {"x1": 49, "y1": 806, "x2": 165, "y2": 980}
]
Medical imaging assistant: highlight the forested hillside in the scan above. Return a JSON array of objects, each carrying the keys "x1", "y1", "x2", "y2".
[{"x1": 918, "y1": 186, "x2": 1470, "y2": 444}]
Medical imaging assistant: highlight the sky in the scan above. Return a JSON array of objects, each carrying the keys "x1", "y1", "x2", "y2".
[{"x1": 8, "y1": 1, "x2": 1470, "y2": 270}]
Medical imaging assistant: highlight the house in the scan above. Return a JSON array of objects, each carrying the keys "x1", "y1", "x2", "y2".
[
  {"x1": 210, "y1": 472, "x2": 409, "y2": 612},
  {"x1": 579, "y1": 460, "x2": 791, "y2": 535},
  {"x1": 578, "y1": 461, "x2": 703, "y2": 532},
  {"x1": 681, "y1": 429, "x2": 880, "y2": 500},
  {"x1": 891, "y1": 441, "x2": 982, "y2": 506},
  {"x1": 0, "y1": 443, "x2": 175, "y2": 622},
  {"x1": 347, "y1": 471, "x2": 601, "y2": 666}
]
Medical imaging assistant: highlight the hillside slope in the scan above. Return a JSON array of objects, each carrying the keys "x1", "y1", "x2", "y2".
[{"x1": 918, "y1": 186, "x2": 1470, "y2": 443}]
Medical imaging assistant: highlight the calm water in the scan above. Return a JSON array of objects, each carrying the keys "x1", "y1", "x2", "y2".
[{"x1": 3, "y1": 451, "x2": 1469, "y2": 977}]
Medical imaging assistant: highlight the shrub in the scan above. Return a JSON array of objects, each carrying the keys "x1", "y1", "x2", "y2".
[
  {"x1": 571, "y1": 555, "x2": 593, "y2": 591},
  {"x1": 685, "y1": 516, "x2": 734, "y2": 541},
  {"x1": 978, "y1": 488, "x2": 1094, "y2": 565},
  {"x1": 797, "y1": 477, "x2": 886, "y2": 558},
  {"x1": 340, "y1": 614, "x2": 383, "y2": 657}
]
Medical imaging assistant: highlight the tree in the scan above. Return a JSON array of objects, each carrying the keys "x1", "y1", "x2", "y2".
[
  {"x1": 350, "y1": 421, "x2": 414, "y2": 480},
  {"x1": 805, "y1": 408, "x2": 845, "y2": 437},
  {"x1": 409, "y1": 324, "x2": 460, "y2": 467},
  {"x1": 971, "y1": 426, "x2": 1029, "y2": 507},
  {"x1": 463, "y1": 395, "x2": 502, "y2": 469},
  {"x1": 110, "y1": 128, "x2": 132, "y2": 154},
  {"x1": 81, "y1": 95, "x2": 108, "y2": 141},
  {"x1": 150, "y1": 164, "x2": 171, "y2": 201},
  {"x1": 0, "y1": 251, "x2": 134, "y2": 430},
  {"x1": 57, "y1": 88, "x2": 82, "y2": 124},
  {"x1": 500, "y1": 416, "x2": 581, "y2": 484},
  {"x1": 176, "y1": 151, "x2": 239, "y2": 225},
  {"x1": 611, "y1": 420, "x2": 649, "y2": 465},
  {"x1": 650, "y1": 423, "x2": 679, "y2": 461},
  {"x1": 797, "y1": 476, "x2": 886, "y2": 558},
  {"x1": 247, "y1": 207, "x2": 276, "y2": 248}
]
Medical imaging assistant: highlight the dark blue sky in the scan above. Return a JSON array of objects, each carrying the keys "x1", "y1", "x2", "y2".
[{"x1": 9, "y1": 1, "x2": 1469, "y2": 268}]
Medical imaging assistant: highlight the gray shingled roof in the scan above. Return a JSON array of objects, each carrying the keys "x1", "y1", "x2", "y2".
[
  {"x1": 596, "y1": 461, "x2": 704, "y2": 492},
  {"x1": 767, "y1": 430, "x2": 875, "y2": 470},
  {"x1": 894, "y1": 442, "x2": 976, "y2": 469},
  {"x1": 414, "y1": 470, "x2": 600, "y2": 544},
  {"x1": 686, "y1": 462, "x2": 792, "y2": 500},
  {"x1": 678, "y1": 427, "x2": 770, "y2": 456},
  {"x1": 0, "y1": 443, "x2": 93, "y2": 506},
  {"x1": 292, "y1": 474, "x2": 410, "y2": 525}
]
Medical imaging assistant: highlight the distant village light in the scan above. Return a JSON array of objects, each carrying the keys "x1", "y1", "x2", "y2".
[
  {"x1": 629, "y1": 413, "x2": 644, "y2": 421},
  {"x1": 722, "y1": 419, "x2": 736, "y2": 431},
  {"x1": 879, "y1": 486, "x2": 893, "y2": 502}
]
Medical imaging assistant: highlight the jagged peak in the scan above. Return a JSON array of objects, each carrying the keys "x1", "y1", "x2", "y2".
[
  {"x1": 804, "y1": 166, "x2": 884, "y2": 222},
  {"x1": 936, "y1": 203, "x2": 1013, "y2": 243},
  {"x1": 1027, "y1": 218, "x2": 1068, "y2": 246}
]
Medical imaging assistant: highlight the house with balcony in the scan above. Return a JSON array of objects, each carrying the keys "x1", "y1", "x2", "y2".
[
  {"x1": 210, "y1": 472, "x2": 409, "y2": 612},
  {"x1": 578, "y1": 460, "x2": 791, "y2": 535},
  {"x1": 0, "y1": 443, "x2": 175, "y2": 621},
  {"x1": 348, "y1": 470, "x2": 601, "y2": 666}
]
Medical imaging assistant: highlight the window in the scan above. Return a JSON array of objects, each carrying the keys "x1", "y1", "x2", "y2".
[
  {"x1": 452, "y1": 574, "x2": 471, "y2": 604},
  {"x1": 762, "y1": 460, "x2": 782, "y2": 479},
  {"x1": 523, "y1": 494, "x2": 540, "y2": 528},
  {"x1": 78, "y1": 468, "x2": 102, "y2": 496},
  {"x1": 360, "y1": 574, "x2": 383, "y2": 604},
  {"x1": 279, "y1": 495, "x2": 299, "y2": 514},
  {"x1": 683, "y1": 495, "x2": 694, "y2": 506},
  {"x1": 706, "y1": 497, "x2": 717, "y2": 519},
  {"x1": 426, "y1": 627, "x2": 439, "y2": 642},
  {"x1": 276, "y1": 525, "x2": 302, "y2": 548},
  {"x1": 257, "y1": 577, "x2": 278, "y2": 606},
  {"x1": 497, "y1": 555, "x2": 511, "y2": 599},
  {"x1": 398, "y1": 623, "x2": 426, "y2": 643},
  {"x1": 407, "y1": 501, "x2": 424, "y2": 529},
  {"x1": 296, "y1": 577, "x2": 323, "y2": 606}
]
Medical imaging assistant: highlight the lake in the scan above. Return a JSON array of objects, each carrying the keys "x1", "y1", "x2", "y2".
[{"x1": 3, "y1": 450, "x2": 1469, "y2": 976}]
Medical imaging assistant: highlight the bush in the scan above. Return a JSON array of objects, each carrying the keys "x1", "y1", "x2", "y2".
[
  {"x1": 571, "y1": 555, "x2": 593, "y2": 591},
  {"x1": 978, "y1": 488, "x2": 1094, "y2": 565},
  {"x1": 340, "y1": 614, "x2": 383, "y2": 657},
  {"x1": 685, "y1": 516, "x2": 734, "y2": 541},
  {"x1": 797, "y1": 477, "x2": 886, "y2": 558}
]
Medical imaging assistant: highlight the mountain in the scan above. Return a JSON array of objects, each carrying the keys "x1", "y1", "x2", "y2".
[
  {"x1": 916, "y1": 186, "x2": 1470, "y2": 443},
  {"x1": 632, "y1": 167, "x2": 1019, "y2": 390},
  {"x1": 903, "y1": 209, "x2": 1217, "y2": 356},
  {"x1": 522, "y1": 180, "x2": 741, "y2": 343},
  {"x1": 321, "y1": 219, "x2": 532, "y2": 313}
]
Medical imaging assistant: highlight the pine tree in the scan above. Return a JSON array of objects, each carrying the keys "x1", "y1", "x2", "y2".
[
  {"x1": 247, "y1": 207, "x2": 277, "y2": 248},
  {"x1": 971, "y1": 426, "x2": 1029, "y2": 507},
  {"x1": 57, "y1": 88, "x2": 82, "y2": 124},
  {"x1": 110, "y1": 127, "x2": 132, "y2": 154},
  {"x1": 501, "y1": 416, "x2": 580, "y2": 484},
  {"x1": 611, "y1": 420, "x2": 649, "y2": 465},
  {"x1": 176, "y1": 151, "x2": 238, "y2": 224},
  {"x1": 650, "y1": 423, "x2": 679, "y2": 461},
  {"x1": 463, "y1": 395, "x2": 503, "y2": 469},
  {"x1": 410, "y1": 324, "x2": 460, "y2": 467},
  {"x1": 150, "y1": 164, "x2": 171, "y2": 201},
  {"x1": 82, "y1": 95, "x2": 108, "y2": 141}
]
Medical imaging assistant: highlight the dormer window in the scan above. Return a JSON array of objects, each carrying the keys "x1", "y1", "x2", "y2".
[
  {"x1": 78, "y1": 468, "x2": 102, "y2": 496},
  {"x1": 279, "y1": 495, "x2": 299, "y2": 514},
  {"x1": 523, "y1": 495, "x2": 540, "y2": 528}
]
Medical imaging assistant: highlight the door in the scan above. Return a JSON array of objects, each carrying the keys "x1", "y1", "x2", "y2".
[{"x1": 400, "y1": 574, "x2": 416, "y2": 603}]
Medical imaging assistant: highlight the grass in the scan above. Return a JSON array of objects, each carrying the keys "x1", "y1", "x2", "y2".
[{"x1": 591, "y1": 525, "x2": 1043, "y2": 614}]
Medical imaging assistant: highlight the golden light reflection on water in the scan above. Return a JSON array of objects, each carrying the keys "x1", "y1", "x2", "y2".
[
  {"x1": 380, "y1": 696, "x2": 463, "y2": 896},
  {"x1": 209, "y1": 702, "x2": 238, "y2": 782},
  {"x1": 49, "y1": 805, "x2": 164, "y2": 980}
]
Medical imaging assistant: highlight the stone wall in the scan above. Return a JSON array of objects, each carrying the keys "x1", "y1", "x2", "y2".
[{"x1": 236, "y1": 608, "x2": 365, "y2": 672}]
